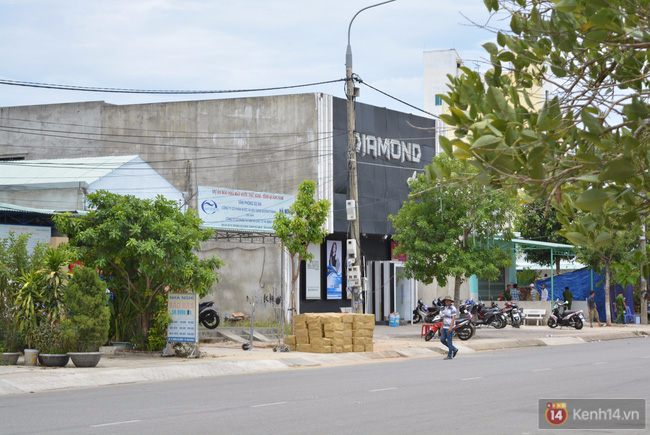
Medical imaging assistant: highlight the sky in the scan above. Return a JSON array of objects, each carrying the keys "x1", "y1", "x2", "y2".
[{"x1": 0, "y1": 0, "x2": 502, "y2": 115}]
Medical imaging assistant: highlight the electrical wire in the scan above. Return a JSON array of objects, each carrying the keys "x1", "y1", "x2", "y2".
[
  {"x1": 0, "y1": 78, "x2": 347, "y2": 94},
  {"x1": 354, "y1": 75, "x2": 440, "y2": 120}
]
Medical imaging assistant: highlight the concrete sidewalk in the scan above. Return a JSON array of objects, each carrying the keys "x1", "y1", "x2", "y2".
[{"x1": 1, "y1": 323, "x2": 648, "y2": 396}]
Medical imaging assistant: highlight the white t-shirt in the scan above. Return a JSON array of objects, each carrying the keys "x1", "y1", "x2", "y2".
[{"x1": 442, "y1": 305, "x2": 457, "y2": 328}]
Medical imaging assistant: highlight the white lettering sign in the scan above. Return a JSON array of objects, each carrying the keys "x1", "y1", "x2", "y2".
[{"x1": 355, "y1": 133, "x2": 422, "y2": 163}]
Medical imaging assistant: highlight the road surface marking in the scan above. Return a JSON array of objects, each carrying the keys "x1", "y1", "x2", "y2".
[
  {"x1": 251, "y1": 401, "x2": 287, "y2": 408},
  {"x1": 533, "y1": 368, "x2": 550, "y2": 372},
  {"x1": 90, "y1": 420, "x2": 141, "y2": 428},
  {"x1": 370, "y1": 388, "x2": 398, "y2": 392},
  {"x1": 461, "y1": 377, "x2": 483, "y2": 381}
]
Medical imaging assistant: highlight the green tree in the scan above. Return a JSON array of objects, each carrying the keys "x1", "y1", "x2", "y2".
[
  {"x1": 390, "y1": 156, "x2": 516, "y2": 305},
  {"x1": 54, "y1": 191, "x2": 223, "y2": 343},
  {"x1": 436, "y1": 0, "x2": 650, "y2": 245},
  {"x1": 575, "y1": 226, "x2": 638, "y2": 324},
  {"x1": 272, "y1": 180, "x2": 330, "y2": 329},
  {"x1": 516, "y1": 200, "x2": 575, "y2": 273}
]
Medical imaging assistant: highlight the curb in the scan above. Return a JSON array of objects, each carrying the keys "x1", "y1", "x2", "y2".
[{"x1": 0, "y1": 329, "x2": 646, "y2": 396}]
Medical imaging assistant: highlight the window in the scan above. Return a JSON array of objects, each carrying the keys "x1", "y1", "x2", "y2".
[{"x1": 434, "y1": 95, "x2": 443, "y2": 106}]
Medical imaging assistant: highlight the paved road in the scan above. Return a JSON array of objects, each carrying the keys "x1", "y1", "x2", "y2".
[{"x1": 1, "y1": 338, "x2": 648, "y2": 434}]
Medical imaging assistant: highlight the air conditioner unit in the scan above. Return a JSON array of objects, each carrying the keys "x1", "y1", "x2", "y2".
[
  {"x1": 346, "y1": 200, "x2": 356, "y2": 220},
  {"x1": 346, "y1": 239, "x2": 357, "y2": 260}
]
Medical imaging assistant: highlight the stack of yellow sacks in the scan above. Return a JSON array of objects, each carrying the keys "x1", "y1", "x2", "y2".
[{"x1": 284, "y1": 313, "x2": 374, "y2": 353}]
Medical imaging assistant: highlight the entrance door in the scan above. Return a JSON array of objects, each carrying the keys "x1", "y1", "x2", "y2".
[{"x1": 366, "y1": 261, "x2": 417, "y2": 322}]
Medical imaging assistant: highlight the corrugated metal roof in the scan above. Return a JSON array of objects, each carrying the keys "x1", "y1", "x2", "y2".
[
  {"x1": 0, "y1": 155, "x2": 139, "y2": 186},
  {"x1": 0, "y1": 202, "x2": 86, "y2": 215}
]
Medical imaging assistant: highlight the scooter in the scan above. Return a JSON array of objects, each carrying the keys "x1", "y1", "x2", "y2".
[
  {"x1": 548, "y1": 301, "x2": 584, "y2": 329},
  {"x1": 505, "y1": 301, "x2": 522, "y2": 328},
  {"x1": 199, "y1": 301, "x2": 220, "y2": 329},
  {"x1": 472, "y1": 301, "x2": 506, "y2": 328},
  {"x1": 412, "y1": 299, "x2": 428, "y2": 324},
  {"x1": 424, "y1": 309, "x2": 475, "y2": 341}
]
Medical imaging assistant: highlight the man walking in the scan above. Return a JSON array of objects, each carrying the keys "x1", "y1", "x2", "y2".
[
  {"x1": 441, "y1": 295, "x2": 458, "y2": 360},
  {"x1": 541, "y1": 283, "x2": 548, "y2": 301},
  {"x1": 615, "y1": 291, "x2": 627, "y2": 325},
  {"x1": 587, "y1": 290, "x2": 603, "y2": 327}
]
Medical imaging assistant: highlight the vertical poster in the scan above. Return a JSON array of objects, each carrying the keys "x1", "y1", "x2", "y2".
[
  {"x1": 305, "y1": 244, "x2": 321, "y2": 300},
  {"x1": 326, "y1": 240, "x2": 343, "y2": 300},
  {"x1": 167, "y1": 293, "x2": 198, "y2": 343}
]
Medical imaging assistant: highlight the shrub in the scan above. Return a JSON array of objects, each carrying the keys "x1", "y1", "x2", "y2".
[
  {"x1": 31, "y1": 319, "x2": 79, "y2": 354},
  {"x1": 64, "y1": 266, "x2": 110, "y2": 351}
]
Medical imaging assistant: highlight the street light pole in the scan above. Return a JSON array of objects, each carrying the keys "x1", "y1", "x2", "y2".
[{"x1": 346, "y1": 1, "x2": 395, "y2": 314}]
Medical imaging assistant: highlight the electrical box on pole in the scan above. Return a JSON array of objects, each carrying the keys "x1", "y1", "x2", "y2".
[
  {"x1": 346, "y1": 200, "x2": 356, "y2": 221},
  {"x1": 346, "y1": 239, "x2": 357, "y2": 260}
]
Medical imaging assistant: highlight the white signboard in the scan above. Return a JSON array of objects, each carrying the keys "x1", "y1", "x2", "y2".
[
  {"x1": 197, "y1": 186, "x2": 295, "y2": 232},
  {"x1": 305, "y1": 244, "x2": 321, "y2": 300},
  {"x1": 167, "y1": 293, "x2": 198, "y2": 343},
  {"x1": 0, "y1": 224, "x2": 51, "y2": 253}
]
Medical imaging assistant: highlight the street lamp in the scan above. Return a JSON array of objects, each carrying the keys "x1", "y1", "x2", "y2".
[{"x1": 345, "y1": 0, "x2": 395, "y2": 314}]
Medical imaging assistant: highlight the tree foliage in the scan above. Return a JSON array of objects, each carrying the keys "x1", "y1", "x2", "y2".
[
  {"x1": 64, "y1": 266, "x2": 110, "y2": 351},
  {"x1": 575, "y1": 227, "x2": 639, "y2": 323},
  {"x1": 437, "y1": 0, "x2": 650, "y2": 247},
  {"x1": 515, "y1": 199, "x2": 575, "y2": 272},
  {"x1": 54, "y1": 191, "x2": 223, "y2": 343},
  {"x1": 272, "y1": 180, "x2": 330, "y2": 324},
  {"x1": 390, "y1": 156, "x2": 516, "y2": 305}
]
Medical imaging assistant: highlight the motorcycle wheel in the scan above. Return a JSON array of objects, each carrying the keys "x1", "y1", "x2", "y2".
[
  {"x1": 456, "y1": 325, "x2": 474, "y2": 341},
  {"x1": 200, "y1": 309, "x2": 220, "y2": 329},
  {"x1": 425, "y1": 330, "x2": 435, "y2": 341},
  {"x1": 572, "y1": 317, "x2": 583, "y2": 330},
  {"x1": 547, "y1": 317, "x2": 558, "y2": 328},
  {"x1": 496, "y1": 316, "x2": 507, "y2": 329},
  {"x1": 413, "y1": 313, "x2": 422, "y2": 324},
  {"x1": 513, "y1": 318, "x2": 520, "y2": 328}
]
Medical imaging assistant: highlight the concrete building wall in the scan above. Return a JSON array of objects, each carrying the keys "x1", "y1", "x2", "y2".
[
  {"x1": 0, "y1": 188, "x2": 86, "y2": 210},
  {"x1": 0, "y1": 94, "x2": 330, "y2": 322},
  {"x1": 423, "y1": 49, "x2": 463, "y2": 153}
]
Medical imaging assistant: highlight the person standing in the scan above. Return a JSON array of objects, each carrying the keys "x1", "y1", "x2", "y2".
[
  {"x1": 615, "y1": 291, "x2": 627, "y2": 324},
  {"x1": 587, "y1": 290, "x2": 603, "y2": 327},
  {"x1": 440, "y1": 295, "x2": 458, "y2": 360},
  {"x1": 541, "y1": 283, "x2": 548, "y2": 301},
  {"x1": 530, "y1": 283, "x2": 539, "y2": 301},
  {"x1": 563, "y1": 286, "x2": 573, "y2": 310},
  {"x1": 511, "y1": 283, "x2": 520, "y2": 302}
]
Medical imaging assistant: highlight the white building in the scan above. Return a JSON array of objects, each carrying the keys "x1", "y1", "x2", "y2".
[{"x1": 423, "y1": 49, "x2": 464, "y2": 153}]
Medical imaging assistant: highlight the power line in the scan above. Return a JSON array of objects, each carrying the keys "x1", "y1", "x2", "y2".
[
  {"x1": 354, "y1": 75, "x2": 440, "y2": 119},
  {"x1": 0, "y1": 78, "x2": 347, "y2": 94}
]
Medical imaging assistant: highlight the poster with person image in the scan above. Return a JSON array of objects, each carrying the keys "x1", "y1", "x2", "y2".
[{"x1": 326, "y1": 240, "x2": 342, "y2": 299}]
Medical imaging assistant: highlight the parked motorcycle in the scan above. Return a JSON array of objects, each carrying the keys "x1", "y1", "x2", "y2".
[
  {"x1": 471, "y1": 301, "x2": 506, "y2": 328},
  {"x1": 506, "y1": 301, "x2": 523, "y2": 328},
  {"x1": 199, "y1": 301, "x2": 220, "y2": 329},
  {"x1": 412, "y1": 299, "x2": 428, "y2": 324},
  {"x1": 424, "y1": 309, "x2": 475, "y2": 341},
  {"x1": 548, "y1": 301, "x2": 584, "y2": 329}
]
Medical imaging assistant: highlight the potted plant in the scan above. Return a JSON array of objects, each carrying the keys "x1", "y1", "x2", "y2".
[
  {"x1": 32, "y1": 319, "x2": 78, "y2": 367},
  {"x1": 65, "y1": 266, "x2": 110, "y2": 367}
]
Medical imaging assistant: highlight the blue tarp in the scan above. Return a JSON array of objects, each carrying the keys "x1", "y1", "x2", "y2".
[{"x1": 535, "y1": 268, "x2": 634, "y2": 322}]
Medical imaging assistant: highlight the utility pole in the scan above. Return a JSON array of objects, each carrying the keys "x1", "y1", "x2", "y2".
[
  {"x1": 345, "y1": 1, "x2": 395, "y2": 314},
  {"x1": 641, "y1": 223, "x2": 648, "y2": 324}
]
